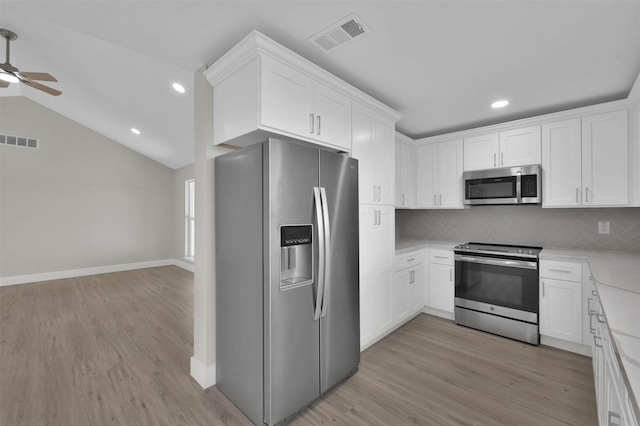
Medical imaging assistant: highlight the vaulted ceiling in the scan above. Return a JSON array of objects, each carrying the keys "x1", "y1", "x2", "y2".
[{"x1": 1, "y1": 1, "x2": 639, "y2": 169}]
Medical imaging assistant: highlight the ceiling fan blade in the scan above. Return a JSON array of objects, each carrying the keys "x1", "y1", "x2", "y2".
[
  {"x1": 22, "y1": 79, "x2": 61, "y2": 96},
  {"x1": 0, "y1": 79, "x2": 9, "y2": 88},
  {"x1": 18, "y1": 71, "x2": 57, "y2": 82}
]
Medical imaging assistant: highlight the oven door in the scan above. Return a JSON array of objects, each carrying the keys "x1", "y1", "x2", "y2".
[{"x1": 454, "y1": 254, "x2": 539, "y2": 322}]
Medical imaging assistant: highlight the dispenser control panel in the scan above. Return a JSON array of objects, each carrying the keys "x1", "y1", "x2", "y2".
[{"x1": 281, "y1": 225, "x2": 312, "y2": 247}]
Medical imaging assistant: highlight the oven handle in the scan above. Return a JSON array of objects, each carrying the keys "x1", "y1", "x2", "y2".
[{"x1": 454, "y1": 254, "x2": 538, "y2": 270}]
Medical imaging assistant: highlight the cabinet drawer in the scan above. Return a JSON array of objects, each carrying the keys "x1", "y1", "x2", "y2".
[
  {"x1": 540, "y1": 260, "x2": 582, "y2": 282},
  {"x1": 395, "y1": 250, "x2": 423, "y2": 271},
  {"x1": 429, "y1": 249, "x2": 454, "y2": 266}
]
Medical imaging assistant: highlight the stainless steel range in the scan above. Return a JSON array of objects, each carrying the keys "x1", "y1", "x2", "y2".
[{"x1": 454, "y1": 242, "x2": 542, "y2": 345}]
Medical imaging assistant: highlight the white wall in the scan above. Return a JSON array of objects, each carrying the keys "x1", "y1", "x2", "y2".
[{"x1": 0, "y1": 96, "x2": 175, "y2": 279}]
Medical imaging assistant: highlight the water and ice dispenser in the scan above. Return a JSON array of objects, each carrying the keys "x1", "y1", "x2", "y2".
[{"x1": 280, "y1": 225, "x2": 313, "y2": 290}]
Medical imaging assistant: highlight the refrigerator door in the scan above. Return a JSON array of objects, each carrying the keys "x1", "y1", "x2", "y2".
[
  {"x1": 319, "y1": 150, "x2": 360, "y2": 393},
  {"x1": 264, "y1": 140, "x2": 321, "y2": 425}
]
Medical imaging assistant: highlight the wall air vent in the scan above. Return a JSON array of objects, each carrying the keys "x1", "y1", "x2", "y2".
[
  {"x1": 0, "y1": 134, "x2": 39, "y2": 149},
  {"x1": 307, "y1": 13, "x2": 372, "y2": 53}
]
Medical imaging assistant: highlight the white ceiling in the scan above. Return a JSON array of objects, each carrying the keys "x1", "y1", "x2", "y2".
[{"x1": 1, "y1": 1, "x2": 639, "y2": 169}]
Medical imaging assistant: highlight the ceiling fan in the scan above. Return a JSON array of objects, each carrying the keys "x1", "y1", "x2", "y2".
[{"x1": 0, "y1": 28, "x2": 61, "y2": 96}]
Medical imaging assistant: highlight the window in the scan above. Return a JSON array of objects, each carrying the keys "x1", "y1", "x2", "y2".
[{"x1": 185, "y1": 179, "x2": 195, "y2": 259}]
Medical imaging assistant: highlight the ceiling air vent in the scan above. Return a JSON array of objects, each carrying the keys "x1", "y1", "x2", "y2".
[
  {"x1": 307, "y1": 13, "x2": 372, "y2": 53},
  {"x1": 0, "y1": 134, "x2": 39, "y2": 149}
]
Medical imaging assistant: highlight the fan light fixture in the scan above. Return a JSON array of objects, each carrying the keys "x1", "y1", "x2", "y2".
[
  {"x1": 491, "y1": 100, "x2": 509, "y2": 109},
  {"x1": 0, "y1": 72, "x2": 18, "y2": 83},
  {"x1": 131, "y1": 128, "x2": 141, "y2": 135}
]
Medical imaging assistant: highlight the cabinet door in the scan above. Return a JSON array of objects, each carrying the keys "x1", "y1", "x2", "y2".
[
  {"x1": 539, "y1": 278, "x2": 582, "y2": 343},
  {"x1": 261, "y1": 57, "x2": 315, "y2": 138},
  {"x1": 395, "y1": 142, "x2": 415, "y2": 208},
  {"x1": 499, "y1": 126, "x2": 541, "y2": 168},
  {"x1": 416, "y1": 144, "x2": 437, "y2": 208},
  {"x1": 393, "y1": 269, "x2": 411, "y2": 323},
  {"x1": 428, "y1": 263, "x2": 454, "y2": 313},
  {"x1": 352, "y1": 103, "x2": 375, "y2": 204},
  {"x1": 409, "y1": 264, "x2": 425, "y2": 314},
  {"x1": 542, "y1": 119, "x2": 583, "y2": 207},
  {"x1": 376, "y1": 206, "x2": 395, "y2": 273},
  {"x1": 582, "y1": 110, "x2": 628, "y2": 206},
  {"x1": 360, "y1": 270, "x2": 393, "y2": 349},
  {"x1": 313, "y1": 83, "x2": 351, "y2": 150},
  {"x1": 374, "y1": 116, "x2": 395, "y2": 205},
  {"x1": 463, "y1": 133, "x2": 499, "y2": 171},
  {"x1": 358, "y1": 206, "x2": 376, "y2": 280},
  {"x1": 438, "y1": 139, "x2": 464, "y2": 208}
]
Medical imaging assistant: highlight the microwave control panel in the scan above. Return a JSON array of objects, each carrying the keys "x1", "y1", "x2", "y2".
[{"x1": 522, "y1": 175, "x2": 538, "y2": 197}]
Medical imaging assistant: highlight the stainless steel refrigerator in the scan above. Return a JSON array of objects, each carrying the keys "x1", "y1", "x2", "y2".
[{"x1": 215, "y1": 138, "x2": 360, "y2": 426}]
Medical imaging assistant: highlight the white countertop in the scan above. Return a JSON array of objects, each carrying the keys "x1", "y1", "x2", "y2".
[{"x1": 540, "y1": 248, "x2": 640, "y2": 418}]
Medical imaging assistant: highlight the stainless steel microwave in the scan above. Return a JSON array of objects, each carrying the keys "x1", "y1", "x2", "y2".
[{"x1": 463, "y1": 164, "x2": 541, "y2": 205}]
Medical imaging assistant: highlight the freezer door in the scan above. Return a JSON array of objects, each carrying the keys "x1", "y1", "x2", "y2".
[
  {"x1": 319, "y1": 151, "x2": 360, "y2": 393},
  {"x1": 264, "y1": 140, "x2": 321, "y2": 425}
]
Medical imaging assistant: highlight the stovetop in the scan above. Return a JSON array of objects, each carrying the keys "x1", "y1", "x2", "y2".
[{"x1": 454, "y1": 242, "x2": 542, "y2": 259}]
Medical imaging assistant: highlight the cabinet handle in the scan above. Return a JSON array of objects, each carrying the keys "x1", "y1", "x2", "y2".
[
  {"x1": 589, "y1": 310, "x2": 596, "y2": 335},
  {"x1": 585, "y1": 187, "x2": 590, "y2": 203},
  {"x1": 439, "y1": 194, "x2": 442, "y2": 206},
  {"x1": 576, "y1": 188, "x2": 579, "y2": 203},
  {"x1": 501, "y1": 152, "x2": 504, "y2": 167},
  {"x1": 593, "y1": 335, "x2": 603, "y2": 348},
  {"x1": 493, "y1": 153, "x2": 496, "y2": 168},
  {"x1": 433, "y1": 194, "x2": 437, "y2": 206},
  {"x1": 449, "y1": 269, "x2": 453, "y2": 282},
  {"x1": 377, "y1": 186, "x2": 381, "y2": 201},
  {"x1": 548, "y1": 267, "x2": 571, "y2": 274},
  {"x1": 434, "y1": 255, "x2": 448, "y2": 259},
  {"x1": 316, "y1": 115, "x2": 321, "y2": 135},
  {"x1": 402, "y1": 194, "x2": 405, "y2": 205},
  {"x1": 310, "y1": 113, "x2": 314, "y2": 134},
  {"x1": 407, "y1": 258, "x2": 415, "y2": 262},
  {"x1": 542, "y1": 280, "x2": 545, "y2": 297},
  {"x1": 411, "y1": 270, "x2": 415, "y2": 284},
  {"x1": 608, "y1": 410, "x2": 621, "y2": 426}
]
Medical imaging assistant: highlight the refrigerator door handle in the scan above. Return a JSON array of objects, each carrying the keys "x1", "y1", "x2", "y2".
[
  {"x1": 313, "y1": 187, "x2": 325, "y2": 321},
  {"x1": 320, "y1": 187, "x2": 331, "y2": 318}
]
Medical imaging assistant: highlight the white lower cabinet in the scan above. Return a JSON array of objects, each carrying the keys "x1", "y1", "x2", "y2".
[
  {"x1": 393, "y1": 250, "x2": 425, "y2": 324},
  {"x1": 360, "y1": 270, "x2": 393, "y2": 349},
  {"x1": 359, "y1": 205, "x2": 394, "y2": 349},
  {"x1": 539, "y1": 260, "x2": 583, "y2": 344},
  {"x1": 591, "y1": 287, "x2": 638, "y2": 426},
  {"x1": 426, "y1": 249, "x2": 455, "y2": 314}
]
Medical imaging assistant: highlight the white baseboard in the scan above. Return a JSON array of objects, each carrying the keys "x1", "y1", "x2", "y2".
[
  {"x1": 0, "y1": 259, "x2": 193, "y2": 287},
  {"x1": 190, "y1": 356, "x2": 216, "y2": 389},
  {"x1": 423, "y1": 306, "x2": 455, "y2": 321},
  {"x1": 541, "y1": 335, "x2": 593, "y2": 357}
]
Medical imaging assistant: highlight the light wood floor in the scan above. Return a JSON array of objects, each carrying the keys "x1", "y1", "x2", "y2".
[{"x1": 0, "y1": 266, "x2": 597, "y2": 425}]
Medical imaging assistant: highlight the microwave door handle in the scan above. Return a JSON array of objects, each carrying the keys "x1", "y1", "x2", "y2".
[{"x1": 516, "y1": 171, "x2": 522, "y2": 203}]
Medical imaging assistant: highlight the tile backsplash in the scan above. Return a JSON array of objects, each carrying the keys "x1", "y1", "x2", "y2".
[{"x1": 396, "y1": 206, "x2": 640, "y2": 253}]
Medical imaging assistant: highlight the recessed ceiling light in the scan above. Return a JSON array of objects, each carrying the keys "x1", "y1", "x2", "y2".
[
  {"x1": 172, "y1": 83, "x2": 185, "y2": 93},
  {"x1": 491, "y1": 100, "x2": 509, "y2": 109},
  {"x1": 131, "y1": 128, "x2": 141, "y2": 135}
]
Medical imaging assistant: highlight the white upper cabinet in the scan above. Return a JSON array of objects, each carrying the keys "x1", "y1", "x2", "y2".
[
  {"x1": 581, "y1": 110, "x2": 628, "y2": 206},
  {"x1": 395, "y1": 134, "x2": 416, "y2": 208},
  {"x1": 463, "y1": 126, "x2": 541, "y2": 171},
  {"x1": 416, "y1": 140, "x2": 463, "y2": 209},
  {"x1": 204, "y1": 31, "x2": 401, "y2": 152},
  {"x1": 463, "y1": 133, "x2": 499, "y2": 170},
  {"x1": 352, "y1": 102, "x2": 395, "y2": 205},
  {"x1": 542, "y1": 111, "x2": 628, "y2": 207}
]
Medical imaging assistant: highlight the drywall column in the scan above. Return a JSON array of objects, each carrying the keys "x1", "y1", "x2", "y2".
[{"x1": 191, "y1": 65, "x2": 231, "y2": 388}]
